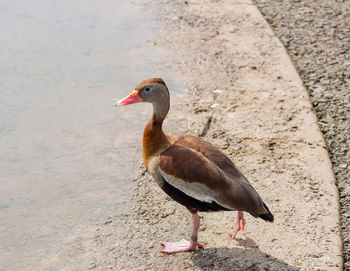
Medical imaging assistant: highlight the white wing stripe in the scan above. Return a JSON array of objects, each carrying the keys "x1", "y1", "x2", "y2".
[{"x1": 159, "y1": 169, "x2": 217, "y2": 203}]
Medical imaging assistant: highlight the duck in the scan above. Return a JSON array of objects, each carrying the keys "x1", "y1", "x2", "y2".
[{"x1": 115, "y1": 78, "x2": 273, "y2": 254}]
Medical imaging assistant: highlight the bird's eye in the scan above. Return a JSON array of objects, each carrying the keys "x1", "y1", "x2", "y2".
[{"x1": 144, "y1": 87, "x2": 151, "y2": 92}]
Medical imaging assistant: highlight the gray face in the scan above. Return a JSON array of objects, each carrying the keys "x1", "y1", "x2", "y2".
[{"x1": 138, "y1": 83, "x2": 169, "y2": 105}]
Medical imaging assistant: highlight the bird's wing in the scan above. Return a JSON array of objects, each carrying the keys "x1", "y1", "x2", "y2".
[
  {"x1": 173, "y1": 135, "x2": 248, "y2": 181},
  {"x1": 159, "y1": 143, "x2": 266, "y2": 214}
]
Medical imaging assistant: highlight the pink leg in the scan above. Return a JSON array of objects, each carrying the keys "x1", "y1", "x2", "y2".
[
  {"x1": 160, "y1": 212, "x2": 203, "y2": 254},
  {"x1": 229, "y1": 211, "x2": 245, "y2": 239}
]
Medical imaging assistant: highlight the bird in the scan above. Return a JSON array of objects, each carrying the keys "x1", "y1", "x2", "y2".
[{"x1": 115, "y1": 78, "x2": 274, "y2": 254}]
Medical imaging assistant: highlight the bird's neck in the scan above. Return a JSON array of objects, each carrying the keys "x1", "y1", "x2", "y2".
[{"x1": 142, "y1": 102, "x2": 170, "y2": 165}]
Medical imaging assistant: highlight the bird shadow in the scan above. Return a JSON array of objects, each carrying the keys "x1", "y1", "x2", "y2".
[{"x1": 190, "y1": 237, "x2": 298, "y2": 271}]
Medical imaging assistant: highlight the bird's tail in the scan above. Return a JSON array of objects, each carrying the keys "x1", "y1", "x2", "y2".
[{"x1": 259, "y1": 202, "x2": 274, "y2": 222}]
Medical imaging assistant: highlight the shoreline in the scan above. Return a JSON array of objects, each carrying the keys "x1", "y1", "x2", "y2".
[{"x1": 88, "y1": 0, "x2": 342, "y2": 270}]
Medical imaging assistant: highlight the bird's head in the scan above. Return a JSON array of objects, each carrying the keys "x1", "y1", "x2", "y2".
[{"x1": 115, "y1": 78, "x2": 169, "y2": 107}]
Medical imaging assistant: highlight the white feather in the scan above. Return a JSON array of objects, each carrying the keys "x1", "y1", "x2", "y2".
[{"x1": 159, "y1": 169, "x2": 216, "y2": 203}]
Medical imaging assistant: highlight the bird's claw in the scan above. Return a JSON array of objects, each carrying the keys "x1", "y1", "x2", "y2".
[{"x1": 160, "y1": 239, "x2": 203, "y2": 254}]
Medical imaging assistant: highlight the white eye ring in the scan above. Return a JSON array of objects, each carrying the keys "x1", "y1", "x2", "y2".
[{"x1": 144, "y1": 87, "x2": 151, "y2": 92}]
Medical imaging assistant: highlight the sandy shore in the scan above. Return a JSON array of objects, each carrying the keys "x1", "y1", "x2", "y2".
[
  {"x1": 84, "y1": 0, "x2": 342, "y2": 270},
  {"x1": 253, "y1": 1, "x2": 350, "y2": 268}
]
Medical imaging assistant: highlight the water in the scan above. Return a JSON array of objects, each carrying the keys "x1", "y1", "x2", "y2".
[{"x1": 0, "y1": 0, "x2": 173, "y2": 269}]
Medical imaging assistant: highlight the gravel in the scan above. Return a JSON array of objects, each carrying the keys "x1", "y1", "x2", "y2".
[{"x1": 252, "y1": 0, "x2": 350, "y2": 269}]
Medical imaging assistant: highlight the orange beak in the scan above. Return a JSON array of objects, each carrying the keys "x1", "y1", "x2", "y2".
[{"x1": 115, "y1": 90, "x2": 142, "y2": 106}]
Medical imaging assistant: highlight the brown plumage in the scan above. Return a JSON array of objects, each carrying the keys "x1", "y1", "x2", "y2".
[
  {"x1": 159, "y1": 135, "x2": 271, "y2": 217},
  {"x1": 116, "y1": 78, "x2": 273, "y2": 253}
]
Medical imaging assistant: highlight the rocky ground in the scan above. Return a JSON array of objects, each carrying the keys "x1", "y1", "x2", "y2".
[
  {"x1": 252, "y1": 1, "x2": 350, "y2": 269},
  {"x1": 66, "y1": 0, "x2": 344, "y2": 270}
]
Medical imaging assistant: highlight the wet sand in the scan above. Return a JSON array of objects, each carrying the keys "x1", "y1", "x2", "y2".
[{"x1": 88, "y1": 0, "x2": 342, "y2": 270}]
